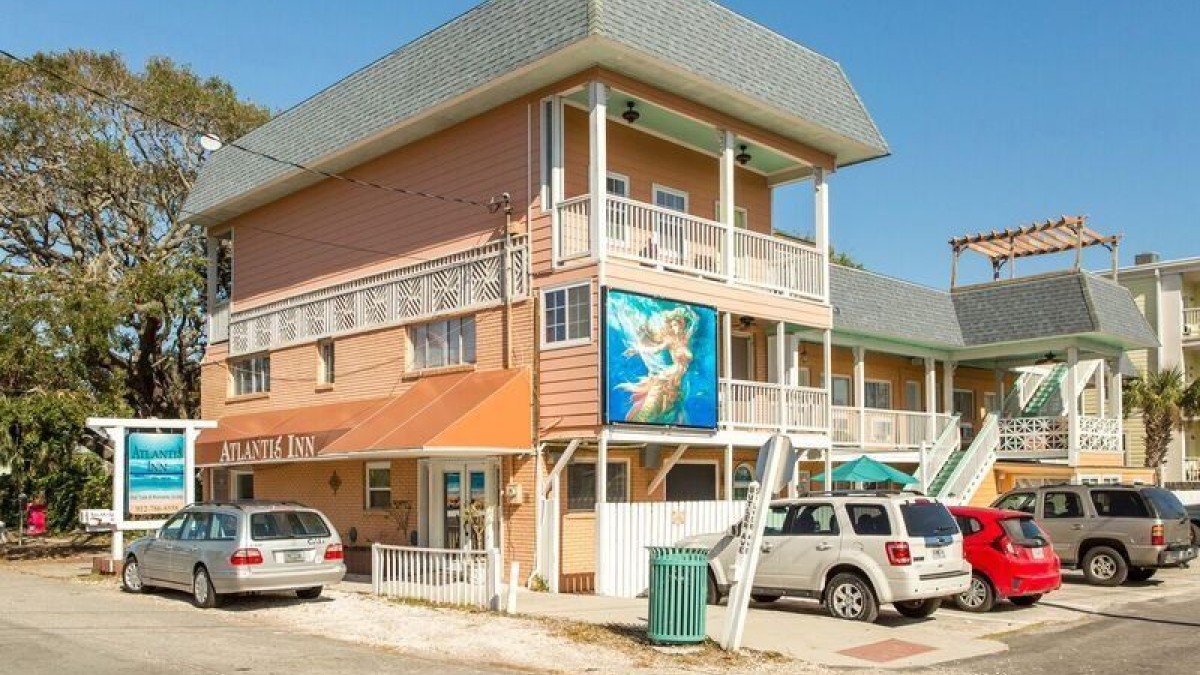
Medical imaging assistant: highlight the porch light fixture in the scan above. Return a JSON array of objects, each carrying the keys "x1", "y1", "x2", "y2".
[
  {"x1": 738, "y1": 315, "x2": 755, "y2": 329},
  {"x1": 799, "y1": 343, "x2": 809, "y2": 366},
  {"x1": 622, "y1": 100, "x2": 640, "y2": 124},
  {"x1": 1035, "y1": 351, "x2": 1061, "y2": 366},
  {"x1": 736, "y1": 144, "x2": 752, "y2": 165}
]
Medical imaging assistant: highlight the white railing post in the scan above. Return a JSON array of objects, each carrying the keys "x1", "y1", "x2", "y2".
[
  {"x1": 487, "y1": 548, "x2": 502, "y2": 611},
  {"x1": 719, "y1": 130, "x2": 736, "y2": 280},
  {"x1": 919, "y1": 442, "x2": 929, "y2": 493}
]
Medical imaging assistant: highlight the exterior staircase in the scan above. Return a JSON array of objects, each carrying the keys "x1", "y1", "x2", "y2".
[
  {"x1": 929, "y1": 414, "x2": 1000, "y2": 505},
  {"x1": 1020, "y1": 364, "x2": 1068, "y2": 416}
]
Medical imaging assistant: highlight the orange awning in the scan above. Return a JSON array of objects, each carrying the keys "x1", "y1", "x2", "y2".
[{"x1": 196, "y1": 369, "x2": 532, "y2": 467}]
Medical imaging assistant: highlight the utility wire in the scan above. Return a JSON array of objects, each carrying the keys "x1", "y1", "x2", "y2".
[{"x1": 0, "y1": 48, "x2": 501, "y2": 211}]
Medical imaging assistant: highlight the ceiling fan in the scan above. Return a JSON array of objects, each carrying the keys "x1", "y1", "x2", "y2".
[{"x1": 1035, "y1": 351, "x2": 1061, "y2": 366}]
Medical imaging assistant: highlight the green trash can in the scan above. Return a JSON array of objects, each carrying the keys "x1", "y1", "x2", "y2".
[{"x1": 646, "y1": 546, "x2": 708, "y2": 645}]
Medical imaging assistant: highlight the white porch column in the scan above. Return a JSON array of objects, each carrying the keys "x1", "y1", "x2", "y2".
[
  {"x1": 724, "y1": 444, "x2": 734, "y2": 501},
  {"x1": 822, "y1": 329, "x2": 833, "y2": 432},
  {"x1": 994, "y1": 368, "x2": 1005, "y2": 413},
  {"x1": 721, "y1": 312, "x2": 732, "y2": 428},
  {"x1": 853, "y1": 347, "x2": 866, "y2": 447},
  {"x1": 1066, "y1": 347, "x2": 1080, "y2": 465},
  {"x1": 587, "y1": 81, "x2": 608, "y2": 262},
  {"x1": 823, "y1": 448, "x2": 833, "y2": 491},
  {"x1": 1097, "y1": 360, "x2": 1107, "y2": 417},
  {"x1": 925, "y1": 358, "x2": 938, "y2": 443},
  {"x1": 776, "y1": 321, "x2": 787, "y2": 431},
  {"x1": 786, "y1": 334, "x2": 801, "y2": 386},
  {"x1": 813, "y1": 167, "x2": 830, "y2": 301},
  {"x1": 942, "y1": 361, "x2": 957, "y2": 415},
  {"x1": 594, "y1": 430, "x2": 609, "y2": 595},
  {"x1": 719, "y1": 130, "x2": 736, "y2": 280}
]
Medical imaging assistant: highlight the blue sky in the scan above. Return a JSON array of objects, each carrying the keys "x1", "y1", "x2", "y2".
[{"x1": 4, "y1": 1, "x2": 1198, "y2": 287}]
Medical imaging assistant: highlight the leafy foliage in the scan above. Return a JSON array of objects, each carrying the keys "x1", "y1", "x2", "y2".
[
  {"x1": 1123, "y1": 367, "x2": 1200, "y2": 480},
  {"x1": 0, "y1": 51, "x2": 269, "y2": 530}
]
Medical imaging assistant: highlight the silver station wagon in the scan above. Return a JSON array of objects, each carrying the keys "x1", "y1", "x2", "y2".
[{"x1": 122, "y1": 500, "x2": 346, "y2": 608}]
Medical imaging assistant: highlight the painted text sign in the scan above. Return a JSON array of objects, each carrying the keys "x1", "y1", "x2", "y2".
[{"x1": 126, "y1": 432, "x2": 186, "y2": 517}]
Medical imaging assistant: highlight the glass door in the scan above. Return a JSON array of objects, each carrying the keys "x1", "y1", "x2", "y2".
[
  {"x1": 441, "y1": 470, "x2": 462, "y2": 550},
  {"x1": 429, "y1": 461, "x2": 497, "y2": 551}
]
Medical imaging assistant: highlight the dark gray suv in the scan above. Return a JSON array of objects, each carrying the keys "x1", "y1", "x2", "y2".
[{"x1": 992, "y1": 484, "x2": 1196, "y2": 586}]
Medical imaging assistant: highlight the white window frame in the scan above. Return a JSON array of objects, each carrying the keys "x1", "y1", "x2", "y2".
[
  {"x1": 797, "y1": 367, "x2": 812, "y2": 388},
  {"x1": 540, "y1": 282, "x2": 592, "y2": 349},
  {"x1": 606, "y1": 172, "x2": 629, "y2": 198},
  {"x1": 713, "y1": 201, "x2": 749, "y2": 229},
  {"x1": 229, "y1": 353, "x2": 270, "y2": 396},
  {"x1": 317, "y1": 339, "x2": 335, "y2": 386},
  {"x1": 407, "y1": 315, "x2": 477, "y2": 372},
  {"x1": 831, "y1": 375, "x2": 853, "y2": 407},
  {"x1": 983, "y1": 391, "x2": 999, "y2": 413},
  {"x1": 565, "y1": 457, "x2": 631, "y2": 511},
  {"x1": 904, "y1": 380, "x2": 922, "y2": 412},
  {"x1": 606, "y1": 172, "x2": 631, "y2": 244},
  {"x1": 652, "y1": 184, "x2": 689, "y2": 213},
  {"x1": 732, "y1": 462, "x2": 754, "y2": 500},
  {"x1": 229, "y1": 469, "x2": 254, "y2": 501},
  {"x1": 863, "y1": 379, "x2": 893, "y2": 411},
  {"x1": 729, "y1": 331, "x2": 755, "y2": 381},
  {"x1": 365, "y1": 461, "x2": 392, "y2": 511}
]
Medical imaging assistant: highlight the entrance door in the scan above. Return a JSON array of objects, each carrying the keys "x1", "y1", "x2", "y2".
[
  {"x1": 428, "y1": 461, "x2": 498, "y2": 551},
  {"x1": 230, "y1": 470, "x2": 254, "y2": 500}
]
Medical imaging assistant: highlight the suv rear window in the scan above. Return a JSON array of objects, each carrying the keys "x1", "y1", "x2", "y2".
[
  {"x1": 1000, "y1": 517, "x2": 1047, "y2": 547},
  {"x1": 899, "y1": 502, "x2": 959, "y2": 537},
  {"x1": 250, "y1": 511, "x2": 331, "y2": 541},
  {"x1": 1140, "y1": 487, "x2": 1187, "y2": 520},
  {"x1": 1090, "y1": 490, "x2": 1150, "y2": 518},
  {"x1": 847, "y1": 504, "x2": 891, "y2": 536}
]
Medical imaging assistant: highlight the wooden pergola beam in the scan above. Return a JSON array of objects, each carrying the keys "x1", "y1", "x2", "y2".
[{"x1": 948, "y1": 215, "x2": 1121, "y2": 286}]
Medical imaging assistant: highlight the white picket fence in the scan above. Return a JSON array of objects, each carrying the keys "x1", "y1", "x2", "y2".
[
  {"x1": 371, "y1": 543, "x2": 501, "y2": 610},
  {"x1": 596, "y1": 500, "x2": 745, "y2": 598}
]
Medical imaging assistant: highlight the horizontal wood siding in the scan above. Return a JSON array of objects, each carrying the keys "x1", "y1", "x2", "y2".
[{"x1": 538, "y1": 275, "x2": 601, "y2": 436}]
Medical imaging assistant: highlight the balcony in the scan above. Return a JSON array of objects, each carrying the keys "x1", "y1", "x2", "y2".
[
  {"x1": 1185, "y1": 458, "x2": 1200, "y2": 483},
  {"x1": 557, "y1": 195, "x2": 827, "y2": 303},
  {"x1": 997, "y1": 415, "x2": 1122, "y2": 458},
  {"x1": 830, "y1": 407, "x2": 956, "y2": 450},
  {"x1": 719, "y1": 378, "x2": 828, "y2": 434},
  {"x1": 1184, "y1": 307, "x2": 1200, "y2": 341}
]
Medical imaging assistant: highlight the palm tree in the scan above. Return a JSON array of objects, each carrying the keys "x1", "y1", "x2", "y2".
[{"x1": 1123, "y1": 367, "x2": 1200, "y2": 483}]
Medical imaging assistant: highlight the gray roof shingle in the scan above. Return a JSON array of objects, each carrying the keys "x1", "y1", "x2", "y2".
[
  {"x1": 830, "y1": 266, "x2": 1159, "y2": 353},
  {"x1": 184, "y1": 0, "x2": 887, "y2": 222}
]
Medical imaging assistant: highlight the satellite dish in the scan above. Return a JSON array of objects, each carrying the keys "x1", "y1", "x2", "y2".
[{"x1": 199, "y1": 133, "x2": 224, "y2": 151}]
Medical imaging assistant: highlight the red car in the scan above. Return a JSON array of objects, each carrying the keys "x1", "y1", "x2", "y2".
[{"x1": 948, "y1": 506, "x2": 1061, "y2": 612}]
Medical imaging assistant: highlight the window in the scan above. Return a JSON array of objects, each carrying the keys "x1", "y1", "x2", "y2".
[
  {"x1": 899, "y1": 502, "x2": 959, "y2": 536},
  {"x1": 566, "y1": 462, "x2": 627, "y2": 510},
  {"x1": 543, "y1": 284, "x2": 591, "y2": 346},
  {"x1": 831, "y1": 376, "x2": 853, "y2": 406},
  {"x1": 607, "y1": 173, "x2": 630, "y2": 242},
  {"x1": 954, "y1": 515, "x2": 984, "y2": 536},
  {"x1": 984, "y1": 392, "x2": 999, "y2": 414},
  {"x1": 654, "y1": 185, "x2": 688, "y2": 212},
  {"x1": 652, "y1": 185, "x2": 688, "y2": 264},
  {"x1": 848, "y1": 504, "x2": 892, "y2": 536},
  {"x1": 713, "y1": 202, "x2": 749, "y2": 229},
  {"x1": 209, "y1": 513, "x2": 239, "y2": 541},
  {"x1": 729, "y1": 334, "x2": 753, "y2": 380},
  {"x1": 606, "y1": 173, "x2": 628, "y2": 197},
  {"x1": 250, "y1": 511, "x2": 331, "y2": 541},
  {"x1": 953, "y1": 389, "x2": 976, "y2": 440},
  {"x1": 159, "y1": 512, "x2": 187, "y2": 540},
  {"x1": 231, "y1": 355, "x2": 270, "y2": 395},
  {"x1": 904, "y1": 381, "x2": 922, "y2": 412},
  {"x1": 409, "y1": 316, "x2": 476, "y2": 370},
  {"x1": 788, "y1": 504, "x2": 838, "y2": 535},
  {"x1": 763, "y1": 504, "x2": 790, "y2": 535},
  {"x1": 181, "y1": 512, "x2": 211, "y2": 541},
  {"x1": 366, "y1": 462, "x2": 392, "y2": 510},
  {"x1": 732, "y1": 463, "x2": 754, "y2": 500},
  {"x1": 1043, "y1": 491, "x2": 1085, "y2": 519},
  {"x1": 995, "y1": 492, "x2": 1036, "y2": 514},
  {"x1": 864, "y1": 381, "x2": 892, "y2": 409},
  {"x1": 797, "y1": 367, "x2": 811, "y2": 387},
  {"x1": 231, "y1": 471, "x2": 254, "y2": 500},
  {"x1": 318, "y1": 340, "x2": 335, "y2": 385},
  {"x1": 1090, "y1": 490, "x2": 1150, "y2": 518},
  {"x1": 665, "y1": 463, "x2": 717, "y2": 501},
  {"x1": 1141, "y1": 487, "x2": 1188, "y2": 519}
]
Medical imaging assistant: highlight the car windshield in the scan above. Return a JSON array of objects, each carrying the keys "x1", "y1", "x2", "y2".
[
  {"x1": 249, "y1": 510, "x2": 331, "y2": 541},
  {"x1": 1000, "y1": 517, "x2": 1047, "y2": 547},
  {"x1": 1141, "y1": 488, "x2": 1187, "y2": 520},
  {"x1": 899, "y1": 502, "x2": 959, "y2": 537}
]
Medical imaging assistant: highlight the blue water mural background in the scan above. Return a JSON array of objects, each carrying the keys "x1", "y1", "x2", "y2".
[
  {"x1": 604, "y1": 289, "x2": 718, "y2": 428},
  {"x1": 126, "y1": 432, "x2": 186, "y2": 513}
]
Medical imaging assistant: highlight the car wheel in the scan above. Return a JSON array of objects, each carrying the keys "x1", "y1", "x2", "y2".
[
  {"x1": 1082, "y1": 546, "x2": 1128, "y2": 586},
  {"x1": 1127, "y1": 567, "x2": 1157, "y2": 582},
  {"x1": 751, "y1": 594, "x2": 781, "y2": 603},
  {"x1": 825, "y1": 573, "x2": 879, "y2": 623},
  {"x1": 894, "y1": 598, "x2": 941, "y2": 619},
  {"x1": 953, "y1": 573, "x2": 995, "y2": 612},
  {"x1": 1010, "y1": 594, "x2": 1042, "y2": 607},
  {"x1": 706, "y1": 570, "x2": 723, "y2": 606},
  {"x1": 296, "y1": 586, "x2": 323, "y2": 600},
  {"x1": 192, "y1": 566, "x2": 222, "y2": 609},
  {"x1": 121, "y1": 556, "x2": 145, "y2": 594}
]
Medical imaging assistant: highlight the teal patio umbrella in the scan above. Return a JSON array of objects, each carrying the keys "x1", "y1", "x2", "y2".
[{"x1": 812, "y1": 456, "x2": 918, "y2": 486}]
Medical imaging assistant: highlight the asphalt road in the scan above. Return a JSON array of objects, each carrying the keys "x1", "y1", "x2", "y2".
[
  {"x1": 946, "y1": 586, "x2": 1200, "y2": 675},
  {"x1": 0, "y1": 568, "x2": 513, "y2": 675}
]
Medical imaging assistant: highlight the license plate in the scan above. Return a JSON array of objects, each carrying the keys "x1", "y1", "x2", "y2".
[
  {"x1": 285, "y1": 551, "x2": 305, "y2": 563},
  {"x1": 931, "y1": 548, "x2": 945, "y2": 560},
  {"x1": 1031, "y1": 547, "x2": 1045, "y2": 560}
]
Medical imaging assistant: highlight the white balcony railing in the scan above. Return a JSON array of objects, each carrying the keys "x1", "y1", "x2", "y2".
[
  {"x1": 1184, "y1": 459, "x2": 1200, "y2": 483},
  {"x1": 228, "y1": 236, "x2": 528, "y2": 356},
  {"x1": 998, "y1": 415, "x2": 1122, "y2": 456},
  {"x1": 556, "y1": 195, "x2": 827, "y2": 302},
  {"x1": 830, "y1": 406, "x2": 956, "y2": 450},
  {"x1": 1184, "y1": 307, "x2": 1200, "y2": 339},
  {"x1": 208, "y1": 301, "x2": 230, "y2": 344},
  {"x1": 720, "y1": 378, "x2": 828, "y2": 433}
]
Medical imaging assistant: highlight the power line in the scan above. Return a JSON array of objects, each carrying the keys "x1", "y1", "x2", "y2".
[{"x1": 0, "y1": 48, "x2": 502, "y2": 212}]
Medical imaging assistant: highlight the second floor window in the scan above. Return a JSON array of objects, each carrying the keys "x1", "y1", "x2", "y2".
[
  {"x1": 231, "y1": 355, "x2": 270, "y2": 396},
  {"x1": 543, "y1": 283, "x2": 590, "y2": 346},
  {"x1": 409, "y1": 316, "x2": 476, "y2": 371},
  {"x1": 864, "y1": 381, "x2": 892, "y2": 410},
  {"x1": 318, "y1": 340, "x2": 335, "y2": 385}
]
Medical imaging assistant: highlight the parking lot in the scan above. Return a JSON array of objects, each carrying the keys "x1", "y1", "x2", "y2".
[{"x1": 514, "y1": 565, "x2": 1200, "y2": 668}]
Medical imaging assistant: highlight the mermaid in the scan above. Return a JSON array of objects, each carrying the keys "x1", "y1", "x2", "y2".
[{"x1": 615, "y1": 304, "x2": 698, "y2": 424}]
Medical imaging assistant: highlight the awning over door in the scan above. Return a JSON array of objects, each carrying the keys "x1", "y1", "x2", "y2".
[{"x1": 196, "y1": 369, "x2": 532, "y2": 467}]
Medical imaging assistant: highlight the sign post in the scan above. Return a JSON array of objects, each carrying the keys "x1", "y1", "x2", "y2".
[
  {"x1": 86, "y1": 418, "x2": 216, "y2": 562},
  {"x1": 720, "y1": 434, "x2": 796, "y2": 652}
]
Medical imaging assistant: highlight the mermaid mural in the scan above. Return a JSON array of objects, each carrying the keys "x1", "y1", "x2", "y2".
[{"x1": 604, "y1": 289, "x2": 718, "y2": 428}]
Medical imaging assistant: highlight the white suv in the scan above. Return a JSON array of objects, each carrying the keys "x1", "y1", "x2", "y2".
[{"x1": 677, "y1": 492, "x2": 972, "y2": 622}]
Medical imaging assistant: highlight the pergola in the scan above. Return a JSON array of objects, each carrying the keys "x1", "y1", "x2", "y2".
[{"x1": 949, "y1": 215, "x2": 1120, "y2": 287}]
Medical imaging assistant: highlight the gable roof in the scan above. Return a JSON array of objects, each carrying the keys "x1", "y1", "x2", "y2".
[
  {"x1": 830, "y1": 266, "x2": 1159, "y2": 353},
  {"x1": 184, "y1": 0, "x2": 887, "y2": 224}
]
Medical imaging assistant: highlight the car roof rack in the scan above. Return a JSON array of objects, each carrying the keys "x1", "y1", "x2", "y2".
[
  {"x1": 800, "y1": 489, "x2": 928, "y2": 498},
  {"x1": 190, "y1": 499, "x2": 310, "y2": 510}
]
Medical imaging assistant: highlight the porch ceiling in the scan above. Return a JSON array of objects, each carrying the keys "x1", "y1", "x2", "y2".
[{"x1": 564, "y1": 88, "x2": 799, "y2": 176}]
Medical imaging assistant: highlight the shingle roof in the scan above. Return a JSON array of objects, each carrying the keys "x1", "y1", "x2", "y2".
[
  {"x1": 184, "y1": 0, "x2": 887, "y2": 222},
  {"x1": 830, "y1": 266, "x2": 1159, "y2": 353}
]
